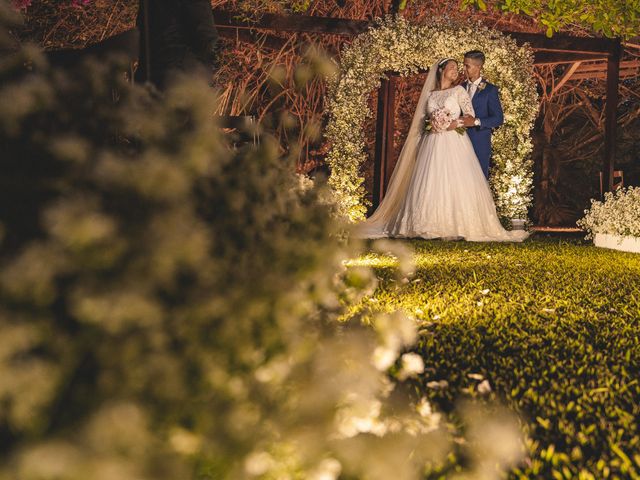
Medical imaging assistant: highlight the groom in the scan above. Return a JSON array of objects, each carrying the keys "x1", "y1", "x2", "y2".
[{"x1": 460, "y1": 50, "x2": 504, "y2": 179}]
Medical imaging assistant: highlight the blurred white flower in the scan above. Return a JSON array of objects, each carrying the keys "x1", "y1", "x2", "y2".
[
  {"x1": 398, "y1": 353, "x2": 425, "y2": 380},
  {"x1": 372, "y1": 345, "x2": 397, "y2": 371},
  {"x1": 478, "y1": 380, "x2": 492, "y2": 394},
  {"x1": 255, "y1": 357, "x2": 292, "y2": 383},
  {"x1": 417, "y1": 398, "x2": 432, "y2": 417},
  {"x1": 309, "y1": 458, "x2": 342, "y2": 480},
  {"x1": 426, "y1": 380, "x2": 449, "y2": 390},
  {"x1": 245, "y1": 451, "x2": 274, "y2": 476},
  {"x1": 374, "y1": 312, "x2": 418, "y2": 355},
  {"x1": 169, "y1": 427, "x2": 202, "y2": 456},
  {"x1": 14, "y1": 442, "x2": 81, "y2": 479},
  {"x1": 336, "y1": 399, "x2": 385, "y2": 437},
  {"x1": 296, "y1": 173, "x2": 315, "y2": 192},
  {"x1": 373, "y1": 239, "x2": 415, "y2": 276},
  {"x1": 461, "y1": 402, "x2": 525, "y2": 476}
]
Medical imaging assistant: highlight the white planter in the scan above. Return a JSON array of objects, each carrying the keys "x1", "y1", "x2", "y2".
[
  {"x1": 593, "y1": 233, "x2": 640, "y2": 253},
  {"x1": 510, "y1": 218, "x2": 527, "y2": 231}
]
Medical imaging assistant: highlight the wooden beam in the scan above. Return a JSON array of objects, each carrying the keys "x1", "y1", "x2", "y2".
[
  {"x1": 44, "y1": 12, "x2": 625, "y2": 69},
  {"x1": 570, "y1": 68, "x2": 640, "y2": 80},
  {"x1": 218, "y1": 27, "x2": 289, "y2": 50},
  {"x1": 551, "y1": 61, "x2": 582, "y2": 96},
  {"x1": 212, "y1": 11, "x2": 620, "y2": 57},
  {"x1": 212, "y1": 9, "x2": 370, "y2": 36},
  {"x1": 603, "y1": 38, "x2": 622, "y2": 195},
  {"x1": 504, "y1": 31, "x2": 619, "y2": 54},
  {"x1": 574, "y1": 59, "x2": 640, "y2": 73},
  {"x1": 141, "y1": 0, "x2": 150, "y2": 82},
  {"x1": 533, "y1": 51, "x2": 606, "y2": 65},
  {"x1": 46, "y1": 28, "x2": 139, "y2": 66},
  {"x1": 383, "y1": 76, "x2": 397, "y2": 195}
]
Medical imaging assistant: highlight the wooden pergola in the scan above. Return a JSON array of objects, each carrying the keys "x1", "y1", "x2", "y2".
[
  {"x1": 211, "y1": 8, "x2": 625, "y2": 209},
  {"x1": 49, "y1": 6, "x2": 627, "y2": 211}
]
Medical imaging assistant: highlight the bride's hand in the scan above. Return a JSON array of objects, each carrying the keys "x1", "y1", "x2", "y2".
[{"x1": 446, "y1": 120, "x2": 461, "y2": 131}]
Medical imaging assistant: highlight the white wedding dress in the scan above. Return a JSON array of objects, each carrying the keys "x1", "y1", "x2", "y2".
[{"x1": 357, "y1": 65, "x2": 528, "y2": 243}]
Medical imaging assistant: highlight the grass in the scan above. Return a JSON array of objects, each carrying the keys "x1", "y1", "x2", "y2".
[{"x1": 348, "y1": 236, "x2": 640, "y2": 479}]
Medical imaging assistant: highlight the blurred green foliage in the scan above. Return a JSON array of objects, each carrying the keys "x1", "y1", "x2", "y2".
[{"x1": 460, "y1": 0, "x2": 640, "y2": 38}]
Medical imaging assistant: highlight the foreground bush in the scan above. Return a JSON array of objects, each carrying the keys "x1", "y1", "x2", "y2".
[
  {"x1": 0, "y1": 4, "x2": 492, "y2": 479},
  {"x1": 0, "y1": 2, "x2": 528, "y2": 477}
]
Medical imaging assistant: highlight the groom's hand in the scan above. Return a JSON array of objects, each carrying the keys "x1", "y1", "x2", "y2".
[{"x1": 461, "y1": 115, "x2": 477, "y2": 127}]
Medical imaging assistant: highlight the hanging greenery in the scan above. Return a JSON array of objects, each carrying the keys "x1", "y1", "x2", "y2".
[
  {"x1": 461, "y1": 0, "x2": 640, "y2": 39},
  {"x1": 325, "y1": 15, "x2": 538, "y2": 222}
]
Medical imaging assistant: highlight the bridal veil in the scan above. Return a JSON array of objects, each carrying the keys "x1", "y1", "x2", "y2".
[{"x1": 358, "y1": 60, "x2": 440, "y2": 233}]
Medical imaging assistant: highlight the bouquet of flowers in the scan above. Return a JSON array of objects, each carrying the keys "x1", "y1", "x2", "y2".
[{"x1": 424, "y1": 108, "x2": 465, "y2": 135}]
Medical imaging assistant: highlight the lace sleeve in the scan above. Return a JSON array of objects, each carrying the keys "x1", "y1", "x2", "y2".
[{"x1": 456, "y1": 86, "x2": 475, "y2": 117}]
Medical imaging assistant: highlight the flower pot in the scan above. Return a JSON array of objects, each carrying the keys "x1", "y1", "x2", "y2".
[{"x1": 593, "y1": 233, "x2": 640, "y2": 253}]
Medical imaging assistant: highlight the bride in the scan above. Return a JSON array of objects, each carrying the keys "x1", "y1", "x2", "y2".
[{"x1": 357, "y1": 58, "x2": 528, "y2": 242}]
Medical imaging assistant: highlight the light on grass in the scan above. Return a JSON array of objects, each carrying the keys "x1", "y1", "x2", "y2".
[
  {"x1": 344, "y1": 254, "x2": 399, "y2": 269},
  {"x1": 413, "y1": 252, "x2": 442, "y2": 269},
  {"x1": 348, "y1": 238, "x2": 640, "y2": 478}
]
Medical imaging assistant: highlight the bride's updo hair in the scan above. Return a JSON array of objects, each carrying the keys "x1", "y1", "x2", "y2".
[{"x1": 435, "y1": 58, "x2": 457, "y2": 90}]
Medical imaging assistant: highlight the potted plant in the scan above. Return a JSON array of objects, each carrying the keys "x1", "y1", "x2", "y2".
[{"x1": 577, "y1": 187, "x2": 640, "y2": 253}]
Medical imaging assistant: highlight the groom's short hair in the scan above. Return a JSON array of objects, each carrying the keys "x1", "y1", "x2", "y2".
[{"x1": 464, "y1": 50, "x2": 486, "y2": 65}]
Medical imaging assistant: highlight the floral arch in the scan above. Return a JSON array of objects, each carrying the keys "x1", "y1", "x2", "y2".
[{"x1": 325, "y1": 16, "x2": 539, "y2": 222}]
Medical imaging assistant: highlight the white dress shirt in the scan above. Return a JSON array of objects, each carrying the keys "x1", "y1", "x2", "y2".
[{"x1": 467, "y1": 76, "x2": 483, "y2": 99}]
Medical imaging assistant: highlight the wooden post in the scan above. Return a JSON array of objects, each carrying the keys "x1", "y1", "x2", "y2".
[
  {"x1": 142, "y1": 0, "x2": 151, "y2": 83},
  {"x1": 603, "y1": 38, "x2": 621, "y2": 195},
  {"x1": 371, "y1": 75, "x2": 397, "y2": 211},
  {"x1": 384, "y1": 76, "x2": 397, "y2": 191},
  {"x1": 372, "y1": 77, "x2": 391, "y2": 211}
]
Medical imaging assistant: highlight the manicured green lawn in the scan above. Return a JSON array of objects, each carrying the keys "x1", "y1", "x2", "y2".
[{"x1": 350, "y1": 237, "x2": 640, "y2": 479}]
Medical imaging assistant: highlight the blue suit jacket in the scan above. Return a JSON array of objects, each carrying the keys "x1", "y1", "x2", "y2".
[{"x1": 462, "y1": 79, "x2": 504, "y2": 178}]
